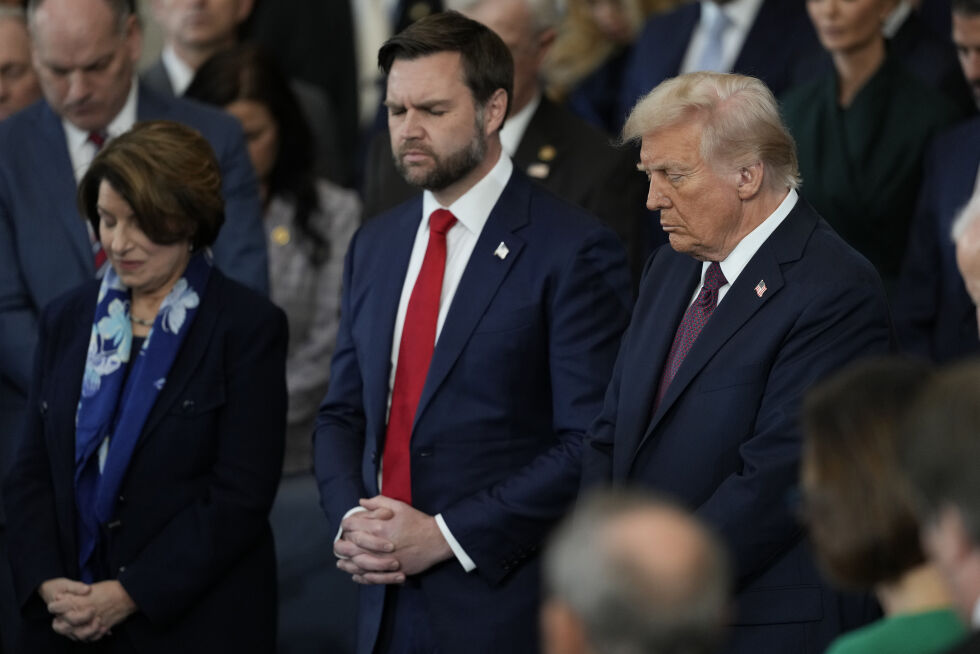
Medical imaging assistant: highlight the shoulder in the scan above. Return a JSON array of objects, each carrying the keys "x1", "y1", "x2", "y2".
[
  {"x1": 313, "y1": 179, "x2": 362, "y2": 227},
  {"x1": 0, "y1": 100, "x2": 53, "y2": 151},
  {"x1": 780, "y1": 74, "x2": 829, "y2": 116},
  {"x1": 207, "y1": 268, "x2": 286, "y2": 331},
  {"x1": 138, "y1": 84, "x2": 244, "y2": 144},
  {"x1": 635, "y1": 3, "x2": 698, "y2": 44},
  {"x1": 791, "y1": 201, "x2": 884, "y2": 288}
]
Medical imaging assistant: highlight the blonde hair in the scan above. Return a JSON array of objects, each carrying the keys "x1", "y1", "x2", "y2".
[
  {"x1": 544, "y1": 0, "x2": 679, "y2": 100},
  {"x1": 623, "y1": 72, "x2": 800, "y2": 190}
]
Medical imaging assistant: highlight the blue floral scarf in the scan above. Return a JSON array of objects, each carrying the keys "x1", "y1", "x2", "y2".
[{"x1": 74, "y1": 251, "x2": 211, "y2": 583}]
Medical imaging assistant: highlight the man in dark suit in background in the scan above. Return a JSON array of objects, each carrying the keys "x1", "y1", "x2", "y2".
[
  {"x1": 900, "y1": 362, "x2": 980, "y2": 654},
  {"x1": 894, "y1": 0, "x2": 980, "y2": 362},
  {"x1": 0, "y1": 1, "x2": 266, "y2": 646},
  {"x1": 364, "y1": 0, "x2": 655, "y2": 286},
  {"x1": 583, "y1": 71, "x2": 892, "y2": 653},
  {"x1": 617, "y1": 0, "x2": 821, "y2": 132},
  {"x1": 315, "y1": 11, "x2": 632, "y2": 654}
]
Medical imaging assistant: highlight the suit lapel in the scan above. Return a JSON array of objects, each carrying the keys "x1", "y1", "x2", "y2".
[
  {"x1": 634, "y1": 201, "x2": 817, "y2": 459},
  {"x1": 412, "y1": 175, "x2": 529, "y2": 431},
  {"x1": 36, "y1": 104, "x2": 93, "y2": 271}
]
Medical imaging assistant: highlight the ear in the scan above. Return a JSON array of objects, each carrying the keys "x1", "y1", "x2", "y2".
[
  {"x1": 482, "y1": 87, "x2": 509, "y2": 136},
  {"x1": 124, "y1": 14, "x2": 143, "y2": 66},
  {"x1": 541, "y1": 600, "x2": 591, "y2": 654},
  {"x1": 735, "y1": 161, "x2": 764, "y2": 200},
  {"x1": 537, "y1": 27, "x2": 558, "y2": 58}
]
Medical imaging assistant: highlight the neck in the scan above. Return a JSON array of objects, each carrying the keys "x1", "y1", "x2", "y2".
[
  {"x1": 875, "y1": 564, "x2": 954, "y2": 617},
  {"x1": 432, "y1": 139, "x2": 503, "y2": 207},
  {"x1": 171, "y1": 38, "x2": 234, "y2": 72},
  {"x1": 833, "y1": 36, "x2": 886, "y2": 107},
  {"x1": 712, "y1": 186, "x2": 787, "y2": 261}
]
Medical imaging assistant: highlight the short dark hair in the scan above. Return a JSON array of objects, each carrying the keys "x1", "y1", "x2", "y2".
[
  {"x1": 378, "y1": 10, "x2": 514, "y2": 119},
  {"x1": 801, "y1": 357, "x2": 933, "y2": 589},
  {"x1": 78, "y1": 120, "x2": 224, "y2": 250},
  {"x1": 901, "y1": 360, "x2": 980, "y2": 545},
  {"x1": 953, "y1": 0, "x2": 980, "y2": 17}
]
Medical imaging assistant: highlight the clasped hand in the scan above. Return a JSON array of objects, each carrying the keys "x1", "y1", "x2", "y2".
[
  {"x1": 335, "y1": 496, "x2": 452, "y2": 585},
  {"x1": 39, "y1": 577, "x2": 137, "y2": 642}
]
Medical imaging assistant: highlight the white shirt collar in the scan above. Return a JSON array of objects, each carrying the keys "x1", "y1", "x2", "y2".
[
  {"x1": 422, "y1": 150, "x2": 514, "y2": 237},
  {"x1": 62, "y1": 77, "x2": 139, "y2": 181},
  {"x1": 699, "y1": 188, "x2": 798, "y2": 305},
  {"x1": 161, "y1": 44, "x2": 196, "y2": 96},
  {"x1": 499, "y1": 92, "x2": 541, "y2": 158}
]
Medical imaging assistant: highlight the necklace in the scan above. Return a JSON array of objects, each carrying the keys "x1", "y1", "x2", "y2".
[{"x1": 130, "y1": 314, "x2": 154, "y2": 327}]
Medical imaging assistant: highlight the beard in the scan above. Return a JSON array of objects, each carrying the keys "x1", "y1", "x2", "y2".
[{"x1": 393, "y1": 118, "x2": 488, "y2": 191}]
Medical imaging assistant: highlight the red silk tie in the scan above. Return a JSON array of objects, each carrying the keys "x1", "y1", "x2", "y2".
[
  {"x1": 656, "y1": 262, "x2": 727, "y2": 404},
  {"x1": 88, "y1": 131, "x2": 109, "y2": 271},
  {"x1": 382, "y1": 209, "x2": 457, "y2": 504}
]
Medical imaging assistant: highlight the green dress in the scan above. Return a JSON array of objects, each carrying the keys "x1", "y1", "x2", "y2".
[
  {"x1": 781, "y1": 55, "x2": 962, "y2": 286},
  {"x1": 825, "y1": 608, "x2": 967, "y2": 654}
]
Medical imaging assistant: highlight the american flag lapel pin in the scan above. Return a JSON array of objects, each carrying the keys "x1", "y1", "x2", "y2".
[
  {"x1": 494, "y1": 241, "x2": 509, "y2": 260},
  {"x1": 755, "y1": 279, "x2": 767, "y2": 297}
]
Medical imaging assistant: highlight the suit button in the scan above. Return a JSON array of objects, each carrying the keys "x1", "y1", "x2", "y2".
[
  {"x1": 370, "y1": 450, "x2": 377, "y2": 463},
  {"x1": 39, "y1": 401, "x2": 48, "y2": 415},
  {"x1": 118, "y1": 566, "x2": 126, "y2": 574},
  {"x1": 182, "y1": 399, "x2": 195, "y2": 412},
  {"x1": 418, "y1": 450, "x2": 432, "y2": 458}
]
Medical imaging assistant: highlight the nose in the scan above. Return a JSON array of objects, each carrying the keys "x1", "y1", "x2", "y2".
[
  {"x1": 108, "y1": 223, "x2": 133, "y2": 255},
  {"x1": 646, "y1": 176, "x2": 671, "y2": 211},
  {"x1": 65, "y1": 71, "x2": 91, "y2": 106}
]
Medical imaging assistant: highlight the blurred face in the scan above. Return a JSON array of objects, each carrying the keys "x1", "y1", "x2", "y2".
[
  {"x1": 639, "y1": 120, "x2": 745, "y2": 261},
  {"x1": 151, "y1": 0, "x2": 253, "y2": 52},
  {"x1": 587, "y1": 0, "x2": 634, "y2": 44},
  {"x1": 97, "y1": 181, "x2": 191, "y2": 298},
  {"x1": 225, "y1": 99, "x2": 278, "y2": 184},
  {"x1": 461, "y1": 0, "x2": 549, "y2": 114},
  {"x1": 953, "y1": 12, "x2": 980, "y2": 110},
  {"x1": 0, "y1": 17, "x2": 41, "y2": 120},
  {"x1": 806, "y1": 0, "x2": 890, "y2": 55},
  {"x1": 30, "y1": 0, "x2": 140, "y2": 132},
  {"x1": 387, "y1": 52, "x2": 489, "y2": 196}
]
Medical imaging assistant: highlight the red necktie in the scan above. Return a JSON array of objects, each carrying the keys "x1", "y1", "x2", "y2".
[
  {"x1": 382, "y1": 209, "x2": 457, "y2": 504},
  {"x1": 656, "y1": 262, "x2": 727, "y2": 404},
  {"x1": 88, "y1": 131, "x2": 109, "y2": 271}
]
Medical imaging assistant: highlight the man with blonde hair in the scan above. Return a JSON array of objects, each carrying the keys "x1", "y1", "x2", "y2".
[{"x1": 583, "y1": 71, "x2": 893, "y2": 653}]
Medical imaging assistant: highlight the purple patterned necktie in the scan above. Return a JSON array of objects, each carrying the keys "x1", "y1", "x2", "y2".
[{"x1": 656, "y1": 262, "x2": 727, "y2": 404}]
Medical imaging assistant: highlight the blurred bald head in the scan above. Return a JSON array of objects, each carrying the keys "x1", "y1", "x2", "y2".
[{"x1": 543, "y1": 490, "x2": 731, "y2": 654}]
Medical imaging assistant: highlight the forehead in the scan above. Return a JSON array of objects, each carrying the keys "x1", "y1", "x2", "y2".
[
  {"x1": 31, "y1": 0, "x2": 120, "y2": 60},
  {"x1": 0, "y1": 18, "x2": 31, "y2": 60},
  {"x1": 386, "y1": 51, "x2": 470, "y2": 103},
  {"x1": 463, "y1": 0, "x2": 532, "y2": 51},
  {"x1": 639, "y1": 120, "x2": 704, "y2": 168}
]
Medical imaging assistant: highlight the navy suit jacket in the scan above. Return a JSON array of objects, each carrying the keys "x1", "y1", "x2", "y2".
[
  {"x1": 894, "y1": 118, "x2": 980, "y2": 362},
  {"x1": 0, "y1": 84, "x2": 268, "y2": 524},
  {"x1": 617, "y1": 0, "x2": 820, "y2": 130},
  {"x1": 584, "y1": 198, "x2": 892, "y2": 653},
  {"x1": 314, "y1": 170, "x2": 632, "y2": 654},
  {"x1": 3, "y1": 270, "x2": 286, "y2": 653}
]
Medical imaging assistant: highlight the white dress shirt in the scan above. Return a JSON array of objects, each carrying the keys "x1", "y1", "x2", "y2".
[
  {"x1": 499, "y1": 92, "x2": 540, "y2": 158},
  {"x1": 688, "y1": 188, "x2": 798, "y2": 306},
  {"x1": 62, "y1": 78, "x2": 139, "y2": 183},
  {"x1": 161, "y1": 45, "x2": 195, "y2": 96},
  {"x1": 680, "y1": 0, "x2": 765, "y2": 75},
  {"x1": 337, "y1": 152, "x2": 515, "y2": 573}
]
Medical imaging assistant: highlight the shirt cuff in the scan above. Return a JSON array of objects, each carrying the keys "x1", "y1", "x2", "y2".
[
  {"x1": 435, "y1": 513, "x2": 476, "y2": 572},
  {"x1": 334, "y1": 506, "x2": 368, "y2": 558}
]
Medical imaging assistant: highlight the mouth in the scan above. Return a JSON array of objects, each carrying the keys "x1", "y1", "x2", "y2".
[
  {"x1": 115, "y1": 259, "x2": 143, "y2": 272},
  {"x1": 399, "y1": 149, "x2": 433, "y2": 165}
]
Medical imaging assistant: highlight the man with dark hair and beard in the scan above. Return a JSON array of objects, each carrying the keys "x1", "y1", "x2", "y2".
[{"x1": 314, "y1": 10, "x2": 632, "y2": 654}]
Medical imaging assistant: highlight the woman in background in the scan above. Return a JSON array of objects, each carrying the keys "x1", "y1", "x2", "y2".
[
  {"x1": 4, "y1": 121, "x2": 286, "y2": 652},
  {"x1": 187, "y1": 43, "x2": 359, "y2": 475},
  {"x1": 781, "y1": 0, "x2": 960, "y2": 290},
  {"x1": 801, "y1": 358, "x2": 966, "y2": 654},
  {"x1": 545, "y1": 0, "x2": 679, "y2": 134}
]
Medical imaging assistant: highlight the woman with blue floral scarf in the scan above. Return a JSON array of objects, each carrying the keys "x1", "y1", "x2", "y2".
[{"x1": 3, "y1": 120, "x2": 287, "y2": 653}]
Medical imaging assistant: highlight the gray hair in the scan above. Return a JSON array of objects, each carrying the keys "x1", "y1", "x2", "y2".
[
  {"x1": 951, "y1": 192, "x2": 980, "y2": 244},
  {"x1": 623, "y1": 72, "x2": 800, "y2": 191},
  {"x1": 445, "y1": 0, "x2": 564, "y2": 32},
  {"x1": 544, "y1": 489, "x2": 731, "y2": 654},
  {"x1": 27, "y1": 0, "x2": 135, "y2": 35}
]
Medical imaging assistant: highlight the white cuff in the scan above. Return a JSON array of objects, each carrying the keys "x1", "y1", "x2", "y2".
[
  {"x1": 435, "y1": 513, "x2": 476, "y2": 572},
  {"x1": 334, "y1": 506, "x2": 368, "y2": 558}
]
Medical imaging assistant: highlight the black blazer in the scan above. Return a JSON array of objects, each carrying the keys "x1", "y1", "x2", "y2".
[{"x1": 3, "y1": 270, "x2": 287, "y2": 653}]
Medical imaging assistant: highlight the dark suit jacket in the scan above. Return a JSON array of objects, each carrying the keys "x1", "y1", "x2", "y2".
[
  {"x1": 618, "y1": 0, "x2": 821, "y2": 131},
  {"x1": 583, "y1": 198, "x2": 893, "y2": 653},
  {"x1": 363, "y1": 97, "x2": 656, "y2": 287},
  {"x1": 315, "y1": 170, "x2": 632, "y2": 654},
  {"x1": 3, "y1": 270, "x2": 287, "y2": 653},
  {"x1": 894, "y1": 118, "x2": 980, "y2": 362},
  {"x1": 0, "y1": 84, "x2": 268, "y2": 526}
]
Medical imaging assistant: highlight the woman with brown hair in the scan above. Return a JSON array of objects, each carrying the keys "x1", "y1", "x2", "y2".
[
  {"x1": 3, "y1": 120, "x2": 286, "y2": 652},
  {"x1": 801, "y1": 357, "x2": 966, "y2": 654}
]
